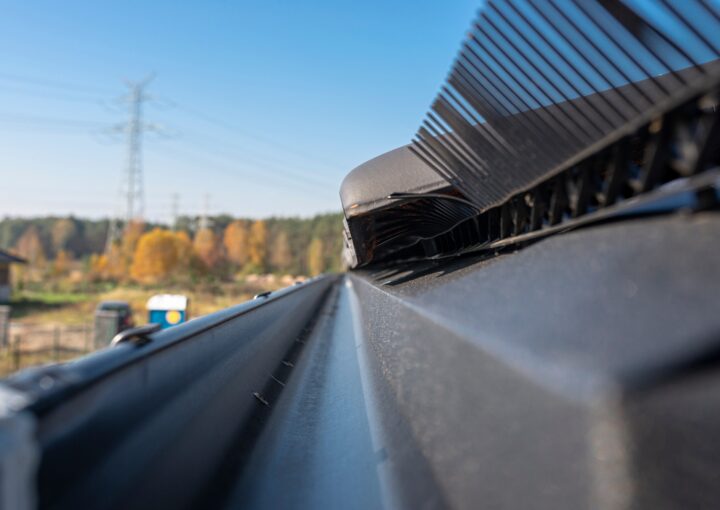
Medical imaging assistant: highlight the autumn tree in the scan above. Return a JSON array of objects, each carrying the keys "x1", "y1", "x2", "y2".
[
  {"x1": 0, "y1": 213, "x2": 345, "y2": 268},
  {"x1": 15, "y1": 225, "x2": 46, "y2": 267},
  {"x1": 52, "y1": 250, "x2": 72, "y2": 277},
  {"x1": 248, "y1": 220, "x2": 267, "y2": 271},
  {"x1": 193, "y1": 228, "x2": 222, "y2": 269},
  {"x1": 87, "y1": 253, "x2": 108, "y2": 282},
  {"x1": 306, "y1": 238, "x2": 324, "y2": 276},
  {"x1": 173, "y1": 230, "x2": 194, "y2": 272},
  {"x1": 51, "y1": 218, "x2": 82, "y2": 257},
  {"x1": 105, "y1": 243, "x2": 126, "y2": 281},
  {"x1": 270, "y1": 230, "x2": 292, "y2": 273},
  {"x1": 130, "y1": 228, "x2": 181, "y2": 283},
  {"x1": 99, "y1": 220, "x2": 145, "y2": 282},
  {"x1": 223, "y1": 220, "x2": 249, "y2": 266},
  {"x1": 122, "y1": 220, "x2": 145, "y2": 260}
]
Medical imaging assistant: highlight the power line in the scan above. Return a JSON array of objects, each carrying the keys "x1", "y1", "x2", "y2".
[
  {"x1": 169, "y1": 100, "x2": 343, "y2": 170},
  {"x1": 163, "y1": 133, "x2": 327, "y2": 187},
  {"x1": 147, "y1": 143, "x2": 324, "y2": 194},
  {"x1": 0, "y1": 125, "x2": 97, "y2": 135},
  {"x1": 0, "y1": 84, "x2": 337, "y2": 185},
  {"x1": 0, "y1": 71, "x2": 113, "y2": 95},
  {"x1": 0, "y1": 107, "x2": 331, "y2": 191},
  {"x1": 0, "y1": 75, "x2": 339, "y2": 218},
  {"x1": 0, "y1": 112, "x2": 106, "y2": 129},
  {"x1": 0, "y1": 72, "x2": 341, "y2": 166},
  {"x1": 0, "y1": 83, "x2": 106, "y2": 104}
]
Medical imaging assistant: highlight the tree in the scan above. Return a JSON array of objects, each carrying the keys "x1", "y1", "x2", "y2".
[
  {"x1": 270, "y1": 230, "x2": 292, "y2": 273},
  {"x1": 130, "y1": 228, "x2": 181, "y2": 283},
  {"x1": 100, "y1": 220, "x2": 146, "y2": 282},
  {"x1": 122, "y1": 220, "x2": 145, "y2": 261},
  {"x1": 248, "y1": 220, "x2": 268, "y2": 270},
  {"x1": 306, "y1": 238, "x2": 324, "y2": 276},
  {"x1": 0, "y1": 212, "x2": 348, "y2": 278},
  {"x1": 15, "y1": 225, "x2": 46, "y2": 267},
  {"x1": 88, "y1": 253, "x2": 108, "y2": 282},
  {"x1": 223, "y1": 220, "x2": 249, "y2": 266},
  {"x1": 173, "y1": 230, "x2": 194, "y2": 271},
  {"x1": 105, "y1": 243, "x2": 126, "y2": 281},
  {"x1": 193, "y1": 228, "x2": 222, "y2": 270},
  {"x1": 51, "y1": 218, "x2": 82, "y2": 257},
  {"x1": 52, "y1": 250, "x2": 72, "y2": 277}
]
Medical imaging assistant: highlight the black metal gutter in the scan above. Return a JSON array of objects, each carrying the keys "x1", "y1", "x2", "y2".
[{"x1": 0, "y1": 275, "x2": 336, "y2": 510}]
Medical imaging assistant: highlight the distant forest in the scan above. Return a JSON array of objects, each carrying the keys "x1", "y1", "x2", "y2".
[{"x1": 0, "y1": 213, "x2": 344, "y2": 279}]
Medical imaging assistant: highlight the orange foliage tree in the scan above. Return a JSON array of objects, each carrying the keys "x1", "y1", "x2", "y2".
[
  {"x1": 100, "y1": 220, "x2": 145, "y2": 282},
  {"x1": 130, "y1": 228, "x2": 181, "y2": 283},
  {"x1": 248, "y1": 220, "x2": 267, "y2": 271},
  {"x1": 193, "y1": 228, "x2": 222, "y2": 270},
  {"x1": 52, "y1": 250, "x2": 72, "y2": 277},
  {"x1": 87, "y1": 253, "x2": 108, "y2": 282},
  {"x1": 122, "y1": 220, "x2": 145, "y2": 260},
  {"x1": 223, "y1": 220, "x2": 249, "y2": 267},
  {"x1": 173, "y1": 230, "x2": 194, "y2": 272}
]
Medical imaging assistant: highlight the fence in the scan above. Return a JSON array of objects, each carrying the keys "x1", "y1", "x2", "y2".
[
  {"x1": 1, "y1": 322, "x2": 96, "y2": 377},
  {"x1": 0, "y1": 305, "x2": 9, "y2": 349}
]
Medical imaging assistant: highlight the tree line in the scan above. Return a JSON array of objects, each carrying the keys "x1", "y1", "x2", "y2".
[{"x1": 1, "y1": 213, "x2": 344, "y2": 285}]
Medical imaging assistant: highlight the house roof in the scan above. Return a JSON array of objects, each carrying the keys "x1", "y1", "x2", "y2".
[{"x1": 0, "y1": 249, "x2": 26, "y2": 264}]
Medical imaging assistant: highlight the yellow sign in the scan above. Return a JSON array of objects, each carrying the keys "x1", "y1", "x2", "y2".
[{"x1": 166, "y1": 310, "x2": 182, "y2": 325}]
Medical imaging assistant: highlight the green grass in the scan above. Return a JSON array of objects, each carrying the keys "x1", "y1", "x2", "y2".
[
  {"x1": 10, "y1": 290, "x2": 93, "y2": 323},
  {"x1": 9, "y1": 279, "x2": 284, "y2": 326},
  {"x1": 15, "y1": 290, "x2": 90, "y2": 304},
  {"x1": 2, "y1": 279, "x2": 285, "y2": 377}
]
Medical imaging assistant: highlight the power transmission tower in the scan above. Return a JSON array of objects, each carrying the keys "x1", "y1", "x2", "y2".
[
  {"x1": 171, "y1": 192, "x2": 180, "y2": 230},
  {"x1": 105, "y1": 75, "x2": 154, "y2": 251},
  {"x1": 198, "y1": 194, "x2": 211, "y2": 231},
  {"x1": 124, "y1": 77, "x2": 151, "y2": 223}
]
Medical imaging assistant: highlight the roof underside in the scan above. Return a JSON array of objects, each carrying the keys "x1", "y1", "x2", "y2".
[{"x1": 0, "y1": 249, "x2": 26, "y2": 264}]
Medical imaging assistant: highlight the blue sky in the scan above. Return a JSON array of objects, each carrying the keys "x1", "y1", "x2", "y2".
[{"x1": 0, "y1": 0, "x2": 478, "y2": 222}]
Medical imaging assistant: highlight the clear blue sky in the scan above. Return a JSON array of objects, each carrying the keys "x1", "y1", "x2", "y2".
[{"x1": 0, "y1": 0, "x2": 478, "y2": 222}]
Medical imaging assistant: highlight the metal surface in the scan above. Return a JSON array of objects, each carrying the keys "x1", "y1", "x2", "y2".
[
  {"x1": 1, "y1": 3, "x2": 719, "y2": 509},
  {"x1": 0, "y1": 276, "x2": 335, "y2": 510},
  {"x1": 340, "y1": 0, "x2": 720, "y2": 268},
  {"x1": 93, "y1": 310, "x2": 121, "y2": 349},
  {"x1": 109, "y1": 323, "x2": 161, "y2": 346},
  {"x1": 345, "y1": 80, "x2": 720, "y2": 266},
  {"x1": 346, "y1": 211, "x2": 720, "y2": 509},
  {"x1": 413, "y1": 0, "x2": 720, "y2": 210},
  {"x1": 340, "y1": 145, "x2": 448, "y2": 218},
  {"x1": 223, "y1": 282, "x2": 390, "y2": 509},
  {"x1": 0, "y1": 211, "x2": 718, "y2": 508}
]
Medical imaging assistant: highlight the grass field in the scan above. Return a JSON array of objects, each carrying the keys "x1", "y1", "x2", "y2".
[
  {"x1": 2, "y1": 276, "x2": 296, "y2": 377},
  {"x1": 10, "y1": 277, "x2": 290, "y2": 326}
]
